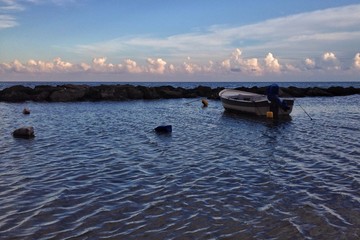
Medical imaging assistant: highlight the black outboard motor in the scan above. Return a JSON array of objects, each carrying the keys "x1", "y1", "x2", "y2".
[{"x1": 266, "y1": 84, "x2": 289, "y2": 118}]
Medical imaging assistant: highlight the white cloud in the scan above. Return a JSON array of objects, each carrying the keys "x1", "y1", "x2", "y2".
[
  {"x1": 264, "y1": 53, "x2": 281, "y2": 73},
  {"x1": 242, "y1": 58, "x2": 262, "y2": 75},
  {"x1": 80, "y1": 62, "x2": 90, "y2": 71},
  {"x1": 0, "y1": 14, "x2": 17, "y2": 28},
  {"x1": 92, "y1": 57, "x2": 107, "y2": 66},
  {"x1": 0, "y1": 0, "x2": 80, "y2": 30},
  {"x1": 221, "y1": 58, "x2": 230, "y2": 70},
  {"x1": 72, "y1": 4, "x2": 360, "y2": 69},
  {"x1": 322, "y1": 52, "x2": 337, "y2": 61},
  {"x1": 11, "y1": 59, "x2": 26, "y2": 72},
  {"x1": 182, "y1": 57, "x2": 202, "y2": 74},
  {"x1": 0, "y1": 0, "x2": 25, "y2": 12},
  {"x1": 354, "y1": 53, "x2": 360, "y2": 70},
  {"x1": 284, "y1": 64, "x2": 301, "y2": 73},
  {"x1": 320, "y1": 52, "x2": 341, "y2": 70},
  {"x1": 231, "y1": 48, "x2": 242, "y2": 61},
  {"x1": 305, "y1": 58, "x2": 316, "y2": 69},
  {"x1": 146, "y1": 58, "x2": 167, "y2": 74},
  {"x1": 1, "y1": 48, "x2": 360, "y2": 81},
  {"x1": 54, "y1": 57, "x2": 72, "y2": 69},
  {"x1": 0, "y1": 57, "x2": 80, "y2": 73},
  {"x1": 124, "y1": 59, "x2": 142, "y2": 73},
  {"x1": 220, "y1": 48, "x2": 262, "y2": 75}
]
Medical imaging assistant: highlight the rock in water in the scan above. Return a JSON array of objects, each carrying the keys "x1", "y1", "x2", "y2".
[
  {"x1": 154, "y1": 125, "x2": 172, "y2": 133},
  {"x1": 23, "y1": 108, "x2": 30, "y2": 114},
  {"x1": 12, "y1": 126, "x2": 35, "y2": 139}
]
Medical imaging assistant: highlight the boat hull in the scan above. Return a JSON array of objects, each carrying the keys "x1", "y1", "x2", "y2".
[{"x1": 219, "y1": 89, "x2": 294, "y2": 116}]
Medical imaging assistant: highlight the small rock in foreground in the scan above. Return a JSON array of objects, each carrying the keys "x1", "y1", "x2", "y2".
[{"x1": 13, "y1": 126, "x2": 35, "y2": 139}]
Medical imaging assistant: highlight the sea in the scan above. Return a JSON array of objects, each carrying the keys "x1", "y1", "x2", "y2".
[{"x1": 0, "y1": 81, "x2": 359, "y2": 239}]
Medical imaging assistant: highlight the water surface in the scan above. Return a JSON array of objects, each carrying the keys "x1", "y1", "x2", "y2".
[{"x1": 0, "y1": 95, "x2": 359, "y2": 239}]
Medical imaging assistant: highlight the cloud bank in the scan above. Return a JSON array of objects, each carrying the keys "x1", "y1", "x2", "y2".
[{"x1": 1, "y1": 49, "x2": 359, "y2": 81}]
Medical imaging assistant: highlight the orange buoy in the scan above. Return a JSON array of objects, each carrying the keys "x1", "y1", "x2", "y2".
[
  {"x1": 201, "y1": 99, "x2": 208, "y2": 107},
  {"x1": 266, "y1": 111, "x2": 273, "y2": 119}
]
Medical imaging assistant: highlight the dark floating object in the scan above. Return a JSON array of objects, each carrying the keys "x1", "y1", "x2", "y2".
[
  {"x1": 23, "y1": 108, "x2": 30, "y2": 114},
  {"x1": 154, "y1": 125, "x2": 172, "y2": 134},
  {"x1": 12, "y1": 126, "x2": 35, "y2": 139}
]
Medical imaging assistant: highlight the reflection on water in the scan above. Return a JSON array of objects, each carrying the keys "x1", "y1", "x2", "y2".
[
  {"x1": 221, "y1": 110, "x2": 293, "y2": 126},
  {"x1": 0, "y1": 96, "x2": 359, "y2": 239}
]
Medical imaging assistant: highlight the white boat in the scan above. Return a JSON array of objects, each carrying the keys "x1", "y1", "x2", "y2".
[{"x1": 219, "y1": 89, "x2": 294, "y2": 116}]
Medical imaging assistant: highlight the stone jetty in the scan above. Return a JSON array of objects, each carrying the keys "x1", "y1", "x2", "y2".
[{"x1": 0, "y1": 84, "x2": 359, "y2": 102}]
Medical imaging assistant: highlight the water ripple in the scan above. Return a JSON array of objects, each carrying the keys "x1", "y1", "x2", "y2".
[{"x1": 0, "y1": 96, "x2": 359, "y2": 239}]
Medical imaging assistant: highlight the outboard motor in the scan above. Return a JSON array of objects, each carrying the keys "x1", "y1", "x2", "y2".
[{"x1": 266, "y1": 84, "x2": 289, "y2": 111}]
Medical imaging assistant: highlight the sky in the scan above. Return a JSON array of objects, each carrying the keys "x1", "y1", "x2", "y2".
[{"x1": 0, "y1": 0, "x2": 360, "y2": 82}]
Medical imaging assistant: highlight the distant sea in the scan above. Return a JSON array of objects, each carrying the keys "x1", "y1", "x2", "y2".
[
  {"x1": 0, "y1": 81, "x2": 359, "y2": 239},
  {"x1": 0, "y1": 81, "x2": 360, "y2": 90}
]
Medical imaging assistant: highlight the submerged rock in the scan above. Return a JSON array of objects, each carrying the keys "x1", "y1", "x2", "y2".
[{"x1": 12, "y1": 126, "x2": 35, "y2": 139}]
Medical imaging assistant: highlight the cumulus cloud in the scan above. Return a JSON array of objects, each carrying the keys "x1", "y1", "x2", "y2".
[
  {"x1": 80, "y1": 62, "x2": 91, "y2": 71},
  {"x1": 219, "y1": 48, "x2": 262, "y2": 75},
  {"x1": 354, "y1": 53, "x2": 360, "y2": 70},
  {"x1": 182, "y1": 57, "x2": 201, "y2": 74},
  {"x1": 322, "y1": 52, "x2": 337, "y2": 61},
  {"x1": 1, "y1": 49, "x2": 360, "y2": 80},
  {"x1": 124, "y1": 59, "x2": 142, "y2": 73},
  {"x1": 264, "y1": 53, "x2": 281, "y2": 73},
  {"x1": 146, "y1": 58, "x2": 167, "y2": 74},
  {"x1": 305, "y1": 58, "x2": 316, "y2": 69},
  {"x1": 320, "y1": 52, "x2": 341, "y2": 70},
  {"x1": 92, "y1": 57, "x2": 107, "y2": 66},
  {"x1": 243, "y1": 58, "x2": 262, "y2": 74},
  {"x1": 0, "y1": 57, "x2": 80, "y2": 74},
  {"x1": 284, "y1": 64, "x2": 301, "y2": 73},
  {"x1": 90, "y1": 57, "x2": 126, "y2": 73}
]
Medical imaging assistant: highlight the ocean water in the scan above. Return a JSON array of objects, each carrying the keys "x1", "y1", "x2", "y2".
[{"x1": 0, "y1": 87, "x2": 359, "y2": 239}]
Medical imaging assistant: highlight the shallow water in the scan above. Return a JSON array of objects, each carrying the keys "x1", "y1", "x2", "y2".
[{"x1": 0, "y1": 95, "x2": 359, "y2": 239}]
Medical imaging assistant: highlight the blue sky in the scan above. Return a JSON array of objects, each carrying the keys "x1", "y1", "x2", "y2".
[{"x1": 1, "y1": 0, "x2": 360, "y2": 82}]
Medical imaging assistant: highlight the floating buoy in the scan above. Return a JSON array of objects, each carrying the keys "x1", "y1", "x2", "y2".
[
  {"x1": 201, "y1": 99, "x2": 208, "y2": 107},
  {"x1": 266, "y1": 111, "x2": 274, "y2": 119},
  {"x1": 154, "y1": 125, "x2": 172, "y2": 134},
  {"x1": 23, "y1": 108, "x2": 30, "y2": 114}
]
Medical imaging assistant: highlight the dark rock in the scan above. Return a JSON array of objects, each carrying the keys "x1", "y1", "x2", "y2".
[
  {"x1": 12, "y1": 126, "x2": 35, "y2": 139},
  {"x1": 125, "y1": 86, "x2": 144, "y2": 99},
  {"x1": 0, "y1": 85, "x2": 33, "y2": 102},
  {"x1": 305, "y1": 87, "x2": 332, "y2": 97},
  {"x1": 327, "y1": 86, "x2": 360, "y2": 96},
  {"x1": 155, "y1": 86, "x2": 184, "y2": 99},
  {"x1": 282, "y1": 86, "x2": 307, "y2": 97},
  {"x1": 23, "y1": 108, "x2": 30, "y2": 114},
  {"x1": 154, "y1": 125, "x2": 172, "y2": 133},
  {"x1": 0, "y1": 84, "x2": 359, "y2": 103},
  {"x1": 137, "y1": 86, "x2": 161, "y2": 99},
  {"x1": 49, "y1": 85, "x2": 89, "y2": 102}
]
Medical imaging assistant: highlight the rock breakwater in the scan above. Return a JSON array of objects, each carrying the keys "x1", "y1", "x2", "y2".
[{"x1": 0, "y1": 84, "x2": 359, "y2": 102}]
